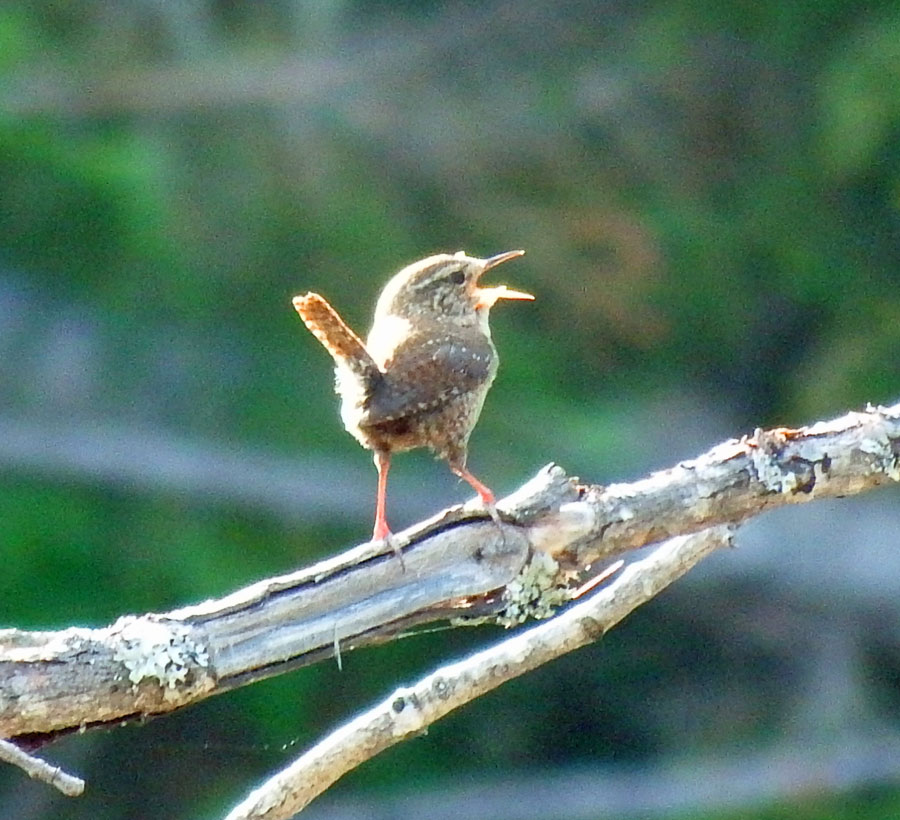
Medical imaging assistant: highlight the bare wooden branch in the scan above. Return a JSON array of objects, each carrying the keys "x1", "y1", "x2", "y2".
[
  {"x1": 541, "y1": 402, "x2": 900, "y2": 568},
  {"x1": 0, "y1": 738, "x2": 84, "y2": 797},
  {"x1": 224, "y1": 526, "x2": 733, "y2": 820},
  {"x1": 0, "y1": 468, "x2": 573, "y2": 740},
  {"x1": 1, "y1": 402, "x2": 897, "y2": 755}
]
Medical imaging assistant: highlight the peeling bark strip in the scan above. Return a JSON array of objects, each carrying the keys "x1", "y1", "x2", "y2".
[{"x1": 1, "y1": 403, "x2": 898, "y2": 746}]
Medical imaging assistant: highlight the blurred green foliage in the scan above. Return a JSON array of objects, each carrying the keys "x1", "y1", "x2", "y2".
[{"x1": 1, "y1": 1, "x2": 900, "y2": 818}]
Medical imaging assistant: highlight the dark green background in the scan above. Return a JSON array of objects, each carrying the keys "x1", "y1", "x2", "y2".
[{"x1": 2, "y1": 1, "x2": 899, "y2": 818}]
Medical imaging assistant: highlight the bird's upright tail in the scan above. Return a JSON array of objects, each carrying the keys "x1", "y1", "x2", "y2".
[{"x1": 292, "y1": 293, "x2": 382, "y2": 385}]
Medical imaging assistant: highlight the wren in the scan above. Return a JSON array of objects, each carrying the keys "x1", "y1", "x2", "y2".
[{"x1": 293, "y1": 250, "x2": 532, "y2": 541}]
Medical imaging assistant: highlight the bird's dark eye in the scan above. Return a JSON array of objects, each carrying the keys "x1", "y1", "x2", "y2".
[{"x1": 448, "y1": 269, "x2": 465, "y2": 285}]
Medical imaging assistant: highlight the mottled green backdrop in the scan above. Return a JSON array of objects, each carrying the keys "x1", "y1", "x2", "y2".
[{"x1": 2, "y1": 2, "x2": 899, "y2": 819}]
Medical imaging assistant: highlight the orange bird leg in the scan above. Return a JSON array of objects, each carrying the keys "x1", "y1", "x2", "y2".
[
  {"x1": 373, "y1": 450, "x2": 392, "y2": 541},
  {"x1": 449, "y1": 463, "x2": 496, "y2": 505},
  {"x1": 450, "y1": 463, "x2": 502, "y2": 527}
]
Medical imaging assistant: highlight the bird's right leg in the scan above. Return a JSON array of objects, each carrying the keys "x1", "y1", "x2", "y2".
[
  {"x1": 373, "y1": 449, "x2": 392, "y2": 541},
  {"x1": 373, "y1": 449, "x2": 406, "y2": 569}
]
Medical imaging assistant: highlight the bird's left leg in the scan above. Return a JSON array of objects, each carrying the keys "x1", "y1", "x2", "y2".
[{"x1": 448, "y1": 456, "x2": 502, "y2": 527}]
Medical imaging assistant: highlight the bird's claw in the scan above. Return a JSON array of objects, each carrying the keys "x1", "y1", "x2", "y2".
[{"x1": 381, "y1": 532, "x2": 406, "y2": 572}]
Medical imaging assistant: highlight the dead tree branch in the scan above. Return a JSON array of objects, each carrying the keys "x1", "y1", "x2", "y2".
[
  {"x1": 225, "y1": 526, "x2": 732, "y2": 820},
  {"x1": 1, "y1": 402, "x2": 897, "y2": 797}
]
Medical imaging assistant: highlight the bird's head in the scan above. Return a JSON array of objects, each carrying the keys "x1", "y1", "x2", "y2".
[{"x1": 373, "y1": 250, "x2": 532, "y2": 325}]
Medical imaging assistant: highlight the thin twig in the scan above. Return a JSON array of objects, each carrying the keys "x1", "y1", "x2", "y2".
[{"x1": 0, "y1": 738, "x2": 84, "y2": 797}]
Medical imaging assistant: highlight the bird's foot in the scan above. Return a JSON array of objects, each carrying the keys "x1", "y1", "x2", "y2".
[
  {"x1": 373, "y1": 524, "x2": 405, "y2": 572},
  {"x1": 387, "y1": 533, "x2": 406, "y2": 571},
  {"x1": 373, "y1": 519, "x2": 392, "y2": 541},
  {"x1": 480, "y1": 498, "x2": 508, "y2": 546},
  {"x1": 483, "y1": 498, "x2": 502, "y2": 526}
]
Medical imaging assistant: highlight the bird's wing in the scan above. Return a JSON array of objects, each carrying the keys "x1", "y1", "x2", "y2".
[
  {"x1": 293, "y1": 293, "x2": 382, "y2": 386},
  {"x1": 363, "y1": 333, "x2": 495, "y2": 425}
]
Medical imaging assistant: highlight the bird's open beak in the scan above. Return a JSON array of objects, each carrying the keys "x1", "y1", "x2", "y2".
[
  {"x1": 475, "y1": 284, "x2": 535, "y2": 309},
  {"x1": 482, "y1": 249, "x2": 526, "y2": 271},
  {"x1": 475, "y1": 250, "x2": 533, "y2": 309}
]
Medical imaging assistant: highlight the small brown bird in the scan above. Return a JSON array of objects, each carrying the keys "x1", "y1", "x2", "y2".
[{"x1": 293, "y1": 250, "x2": 532, "y2": 541}]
